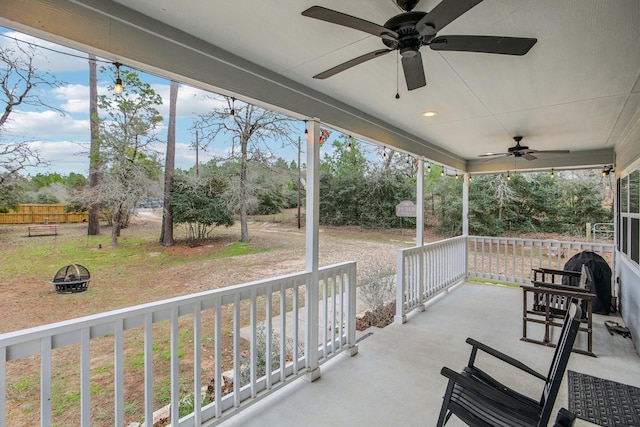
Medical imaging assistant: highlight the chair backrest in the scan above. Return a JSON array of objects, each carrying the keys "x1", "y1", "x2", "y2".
[
  {"x1": 538, "y1": 299, "x2": 582, "y2": 425},
  {"x1": 578, "y1": 264, "x2": 593, "y2": 292}
]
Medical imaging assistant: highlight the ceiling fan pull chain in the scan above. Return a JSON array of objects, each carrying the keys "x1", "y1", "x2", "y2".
[{"x1": 396, "y1": 51, "x2": 400, "y2": 99}]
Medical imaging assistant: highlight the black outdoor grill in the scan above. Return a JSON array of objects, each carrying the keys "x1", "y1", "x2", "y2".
[
  {"x1": 49, "y1": 264, "x2": 91, "y2": 293},
  {"x1": 562, "y1": 251, "x2": 612, "y2": 314}
]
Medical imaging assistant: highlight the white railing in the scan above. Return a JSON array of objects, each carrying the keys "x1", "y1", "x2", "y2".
[
  {"x1": 395, "y1": 236, "x2": 616, "y2": 323},
  {"x1": 395, "y1": 236, "x2": 467, "y2": 323},
  {"x1": 0, "y1": 262, "x2": 357, "y2": 427},
  {"x1": 467, "y1": 236, "x2": 615, "y2": 285}
]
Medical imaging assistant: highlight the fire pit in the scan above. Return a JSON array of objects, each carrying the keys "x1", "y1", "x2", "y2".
[{"x1": 49, "y1": 264, "x2": 91, "y2": 293}]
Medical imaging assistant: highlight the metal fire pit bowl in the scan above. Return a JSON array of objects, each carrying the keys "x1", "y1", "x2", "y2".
[{"x1": 49, "y1": 264, "x2": 91, "y2": 294}]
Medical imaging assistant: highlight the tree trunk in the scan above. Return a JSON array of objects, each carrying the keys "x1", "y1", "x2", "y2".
[
  {"x1": 87, "y1": 54, "x2": 100, "y2": 235},
  {"x1": 160, "y1": 80, "x2": 178, "y2": 246},
  {"x1": 111, "y1": 210, "x2": 121, "y2": 247},
  {"x1": 240, "y1": 136, "x2": 249, "y2": 242}
]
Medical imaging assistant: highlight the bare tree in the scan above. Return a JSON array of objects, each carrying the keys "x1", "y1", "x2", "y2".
[
  {"x1": 381, "y1": 147, "x2": 395, "y2": 171},
  {"x1": 192, "y1": 96, "x2": 296, "y2": 242},
  {"x1": 100, "y1": 160, "x2": 160, "y2": 246},
  {"x1": 87, "y1": 54, "x2": 101, "y2": 235},
  {"x1": 490, "y1": 173, "x2": 516, "y2": 221},
  {"x1": 160, "y1": 80, "x2": 178, "y2": 246},
  {"x1": 0, "y1": 38, "x2": 64, "y2": 192}
]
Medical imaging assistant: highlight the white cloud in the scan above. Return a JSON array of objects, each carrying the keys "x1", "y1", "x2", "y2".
[
  {"x1": 177, "y1": 85, "x2": 226, "y2": 116},
  {"x1": 174, "y1": 142, "x2": 198, "y2": 170},
  {"x1": 53, "y1": 84, "x2": 88, "y2": 100},
  {"x1": 4, "y1": 110, "x2": 89, "y2": 139},
  {"x1": 1, "y1": 30, "x2": 89, "y2": 73},
  {"x1": 151, "y1": 83, "x2": 225, "y2": 119},
  {"x1": 51, "y1": 84, "x2": 90, "y2": 113},
  {"x1": 23, "y1": 140, "x2": 90, "y2": 176},
  {"x1": 61, "y1": 98, "x2": 89, "y2": 115},
  {"x1": 152, "y1": 141, "x2": 225, "y2": 171}
]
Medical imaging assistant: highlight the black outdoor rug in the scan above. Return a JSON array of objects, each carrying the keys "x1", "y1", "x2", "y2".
[{"x1": 568, "y1": 370, "x2": 640, "y2": 426}]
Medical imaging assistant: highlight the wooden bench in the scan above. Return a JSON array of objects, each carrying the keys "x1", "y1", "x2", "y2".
[{"x1": 26, "y1": 224, "x2": 58, "y2": 237}]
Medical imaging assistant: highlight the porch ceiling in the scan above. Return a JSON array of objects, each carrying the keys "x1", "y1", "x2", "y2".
[{"x1": 1, "y1": 0, "x2": 639, "y2": 173}]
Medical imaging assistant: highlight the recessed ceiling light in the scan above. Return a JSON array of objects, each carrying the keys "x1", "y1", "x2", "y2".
[{"x1": 421, "y1": 110, "x2": 437, "y2": 117}]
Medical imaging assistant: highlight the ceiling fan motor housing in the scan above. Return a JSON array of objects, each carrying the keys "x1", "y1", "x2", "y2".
[
  {"x1": 508, "y1": 136, "x2": 528, "y2": 155},
  {"x1": 383, "y1": 11, "x2": 433, "y2": 56},
  {"x1": 509, "y1": 147, "x2": 529, "y2": 157}
]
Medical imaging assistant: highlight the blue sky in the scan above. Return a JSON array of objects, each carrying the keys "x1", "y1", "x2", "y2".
[{"x1": 1, "y1": 27, "x2": 316, "y2": 177}]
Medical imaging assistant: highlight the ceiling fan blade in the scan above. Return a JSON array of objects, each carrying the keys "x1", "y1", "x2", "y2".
[
  {"x1": 416, "y1": 0, "x2": 483, "y2": 36},
  {"x1": 479, "y1": 152, "x2": 509, "y2": 157},
  {"x1": 402, "y1": 52, "x2": 427, "y2": 90},
  {"x1": 313, "y1": 49, "x2": 393, "y2": 79},
  {"x1": 531, "y1": 150, "x2": 571, "y2": 154},
  {"x1": 523, "y1": 153, "x2": 538, "y2": 161},
  {"x1": 479, "y1": 154, "x2": 510, "y2": 162},
  {"x1": 429, "y1": 35, "x2": 537, "y2": 55},
  {"x1": 302, "y1": 6, "x2": 398, "y2": 39}
]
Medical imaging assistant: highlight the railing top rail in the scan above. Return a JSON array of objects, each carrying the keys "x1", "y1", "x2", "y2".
[
  {"x1": 0, "y1": 262, "x2": 355, "y2": 350},
  {"x1": 468, "y1": 235, "x2": 614, "y2": 249},
  {"x1": 398, "y1": 235, "x2": 466, "y2": 255}
]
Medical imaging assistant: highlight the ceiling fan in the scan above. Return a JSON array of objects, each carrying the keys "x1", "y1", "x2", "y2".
[
  {"x1": 479, "y1": 136, "x2": 570, "y2": 161},
  {"x1": 301, "y1": 0, "x2": 537, "y2": 91}
]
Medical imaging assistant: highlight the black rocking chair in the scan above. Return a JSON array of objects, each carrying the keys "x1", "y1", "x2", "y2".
[{"x1": 437, "y1": 300, "x2": 581, "y2": 427}]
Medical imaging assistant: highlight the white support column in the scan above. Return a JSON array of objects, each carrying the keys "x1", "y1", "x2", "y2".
[
  {"x1": 304, "y1": 119, "x2": 321, "y2": 382},
  {"x1": 395, "y1": 249, "x2": 407, "y2": 324},
  {"x1": 416, "y1": 159, "x2": 425, "y2": 247},
  {"x1": 463, "y1": 173, "x2": 470, "y2": 279},
  {"x1": 416, "y1": 159, "x2": 426, "y2": 310},
  {"x1": 462, "y1": 173, "x2": 469, "y2": 236},
  {"x1": 344, "y1": 264, "x2": 359, "y2": 356}
]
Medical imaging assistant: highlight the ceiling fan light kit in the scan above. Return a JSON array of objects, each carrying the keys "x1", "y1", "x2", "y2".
[
  {"x1": 302, "y1": 0, "x2": 537, "y2": 91},
  {"x1": 602, "y1": 165, "x2": 614, "y2": 176}
]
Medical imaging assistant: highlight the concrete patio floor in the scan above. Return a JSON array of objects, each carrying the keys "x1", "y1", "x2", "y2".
[{"x1": 218, "y1": 281, "x2": 640, "y2": 427}]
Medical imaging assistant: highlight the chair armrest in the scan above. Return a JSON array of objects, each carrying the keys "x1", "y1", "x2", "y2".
[
  {"x1": 522, "y1": 284, "x2": 595, "y2": 299},
  {"x1": 533, "y1": 267, "x2": 581, "y2": 277},
  {"x1": 465, "y1": 337, "x2": 546, "y2": 381},
  {"x1": 440, "y1": 367, "x2": 540, "y2": 412},
  {"x1": 530, "y1": 281, "x2": 592, "y2": 293}
]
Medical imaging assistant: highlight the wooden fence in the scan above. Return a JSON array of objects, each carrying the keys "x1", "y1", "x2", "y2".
[{"x1": 0, "y1": 204, "x2": 88, "y2": 224}]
